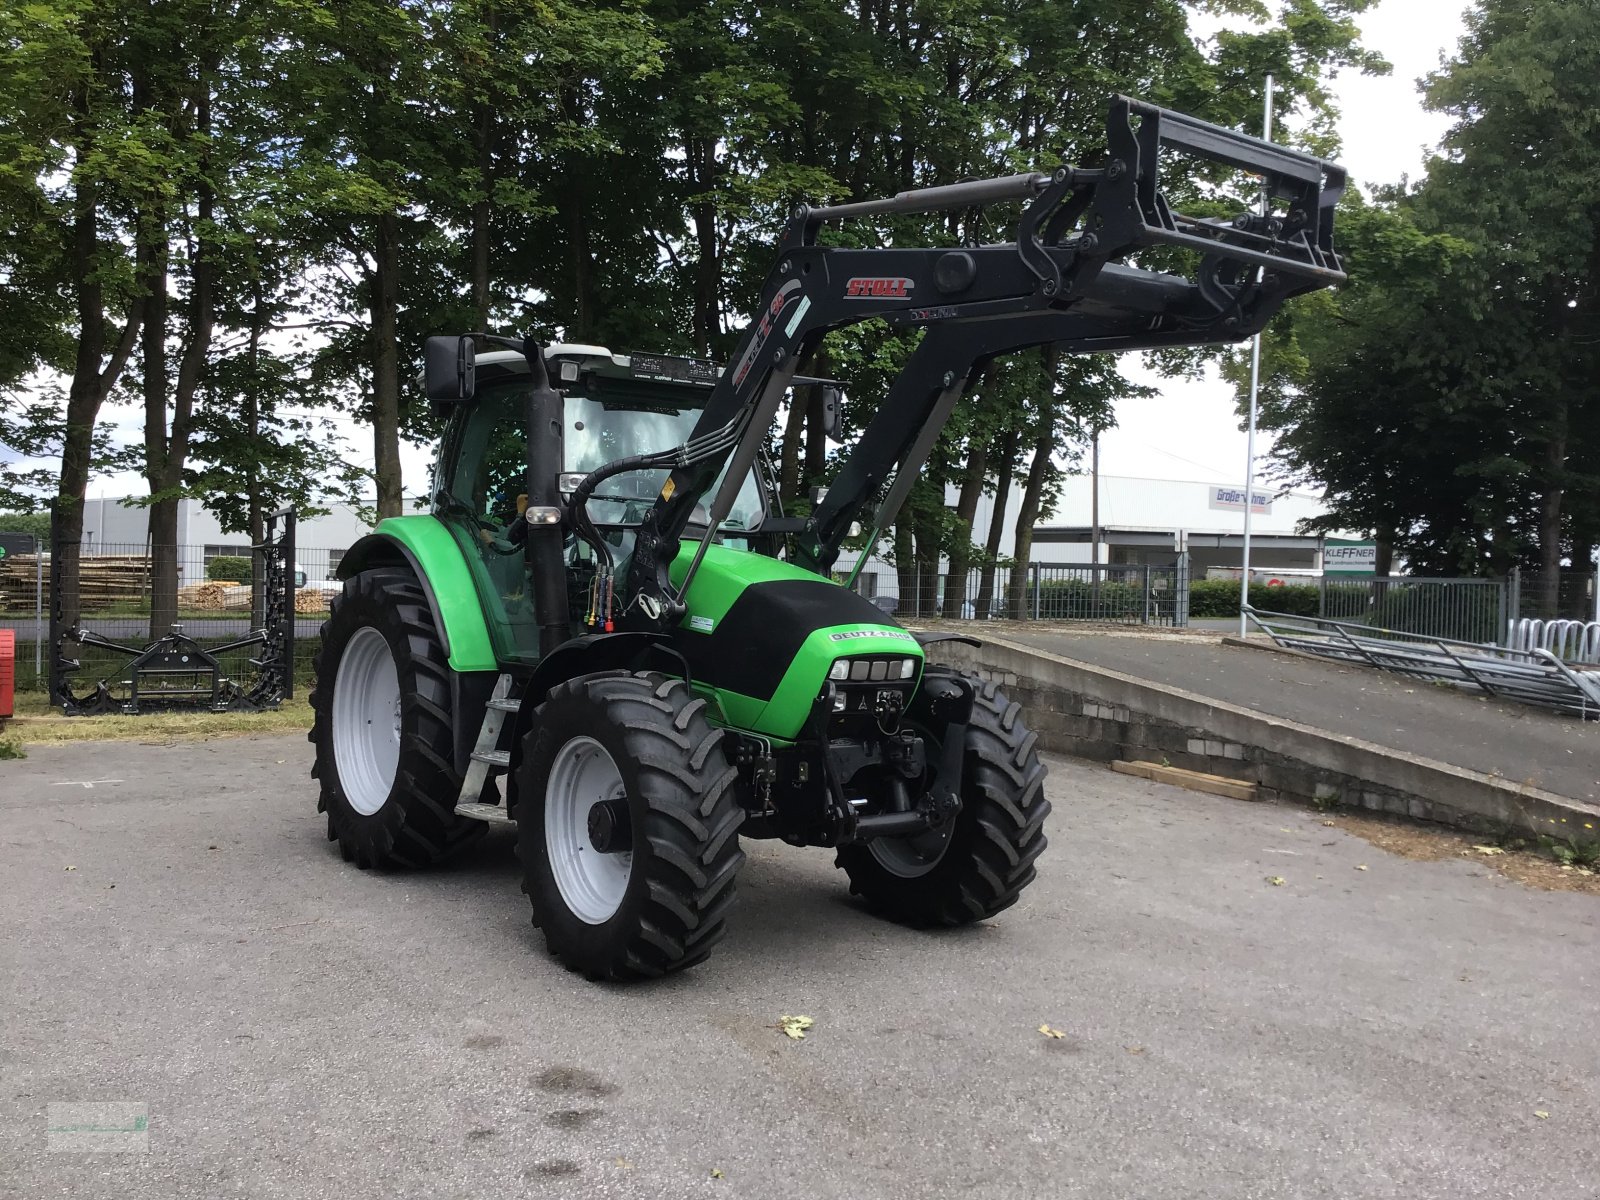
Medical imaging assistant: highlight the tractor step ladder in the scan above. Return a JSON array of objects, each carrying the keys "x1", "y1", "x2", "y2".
[{"x1": 455, "y1": 675, "x2": 520, "y2": 824}]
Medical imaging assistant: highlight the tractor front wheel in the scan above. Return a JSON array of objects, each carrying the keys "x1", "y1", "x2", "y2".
[
  {"x1": 309, "y1": 568, "x2": 482, "y2": 869},
  {"x1": 836, "y1": 676, "x2": 1050, "y2": 925},
  {"x1": 517, "y1": 671, "x2": 744, "y2": 980}
]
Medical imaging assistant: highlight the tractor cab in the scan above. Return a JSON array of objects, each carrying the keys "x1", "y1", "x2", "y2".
[{"x1": 429, "y1": 344, "x2": 778, "y2": 663}]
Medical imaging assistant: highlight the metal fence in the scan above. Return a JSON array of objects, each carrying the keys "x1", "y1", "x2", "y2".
[
  {"x1": 1316, "y1": 575, "x2": 1508, "y2": 645},
  {"x1": 0, "y1": 540, "x2": 336, "y2": 693},
  {"x1": 852, "y1": 560, "x2": 1189, "y2": 626},
  {"x1": 1509, "y1": 566, "x2": 1600, "y2": 625}
]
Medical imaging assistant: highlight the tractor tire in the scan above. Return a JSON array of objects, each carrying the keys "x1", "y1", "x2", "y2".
[
  {"x1": 836, "y1": 676, "x2": 1049, "y2": 925},
  {"x1": 517, "y1": 671, "x2": 744, "y2": 981},
  {"x1": 309, "y1": 568, "x2": 484, "y2": 869}
]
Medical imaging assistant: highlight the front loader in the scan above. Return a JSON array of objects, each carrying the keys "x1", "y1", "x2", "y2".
[{"x1": 308, "y1": 96, "x2": 1347, "y2": 980}]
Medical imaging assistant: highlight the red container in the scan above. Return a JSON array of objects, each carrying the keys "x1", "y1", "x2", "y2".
[{"x1": 0, "y1": 628, "x2": 14, "y2": 719}]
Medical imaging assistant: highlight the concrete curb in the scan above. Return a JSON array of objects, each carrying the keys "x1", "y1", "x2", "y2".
[{"x1": 925, "y1": 632, "x2": 1600, "y2": 843}]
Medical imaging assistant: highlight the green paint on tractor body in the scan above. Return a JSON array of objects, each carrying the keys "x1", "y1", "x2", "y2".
[
  {"x1": 343, "y1": 520, "x2": 922, "y2": 744},
  {"x1": 339, "y1": 516, "x2": 499, "y2": 673},
  {"x1": 672, "y1": 540, "x2": 923, "y2": 741}
]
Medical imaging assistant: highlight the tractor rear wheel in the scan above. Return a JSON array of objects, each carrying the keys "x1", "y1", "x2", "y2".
[
  {"x1": 309, "y1": 568, "x2": 483, "y2": 869},
  {"x1": 517, "y1": 671, "x2": 744, "y2": 980},
  {"x1": 836, "y1": 676, "x2": 1049, "y2": 925}
]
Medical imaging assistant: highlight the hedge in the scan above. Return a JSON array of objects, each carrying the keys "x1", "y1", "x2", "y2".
[
  {"x1": 1188, "y1": 578, "x2": 1320, "y2": 618},
  {"x1": 206, "y1": 555, "x2": 252, "y2": 584}
]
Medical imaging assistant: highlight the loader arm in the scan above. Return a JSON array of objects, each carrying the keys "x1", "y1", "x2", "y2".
[{"x1": 619, "y1": 94, "x2": 1346, "y2": 630}]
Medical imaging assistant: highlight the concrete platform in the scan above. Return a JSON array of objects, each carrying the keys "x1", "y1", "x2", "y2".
[{"x1": 920, "y1": 625, "x2": 1600, "y2": 842}]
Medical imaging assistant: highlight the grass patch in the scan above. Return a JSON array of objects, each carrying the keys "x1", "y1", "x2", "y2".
[
  {"x1": 0, "y1": 735, "x2": 25, "y2": 759},
  {"x1": 8, "y1": 693, "x2": 313, "y2": 744}
]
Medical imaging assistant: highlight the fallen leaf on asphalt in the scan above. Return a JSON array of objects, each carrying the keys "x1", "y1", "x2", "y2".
[
  {"x1": 776, "y1": 1015, "x2": 814, "y2": 1040},
  {"x1": 1265, "y1": 876, "x2": 1286, "y2": 886},
  {"x1": 1038, "y1": 1025, "x2": 1066, "y2": 1039},
  {"x1": 1470, "y1": 845, "x2": 1506, "y2": 856},
  {"x1": 1535, "y1": 1110, "x2": 1549, "y2": 1119},
  {"x1": 711, "y1": 1168, "x2": 725, "y2": 1179},
  {"x1": 1355, "y1": 865, "x2": 1368, "y2": 871},
  {"x1": 1322, "y1": 820, "x2": 1336, "y2": 827},
  {"x1": 614, "y1": 1157, "x2": 633, "y2": 1170},
  {"x1": 64, "y1": 865, "x2": 76, "y2": 871},
  {"x1": 1125, "y1": 1045, "x2": 1145, "y2": 1055}
]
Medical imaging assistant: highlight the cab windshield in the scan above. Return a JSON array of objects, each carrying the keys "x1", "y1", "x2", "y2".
[{"x1": 563, "y1": 388, "x2": 765, "y2": 531}]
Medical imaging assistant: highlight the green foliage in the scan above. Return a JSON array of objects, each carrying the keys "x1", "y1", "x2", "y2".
[
  {"x1": 2, "y1": 0, "x2": 1378, "y2": 613},
  {"x1": 1036, "y1": 578, "x2": 1146, "y2": 620},
  {"x1": 1241, "y1": 0, "x2": 1600, "y2": 582},
  {"x1": 1189, "y1": 578, "x2": 1320, "y2": 618},
  {"x1": 0, "y1": 511, "x2": 49, "y2": 540},
  {"x1": 205, "y1": 555, "x2": 252, "y2": 584},
  {"x1": 0, "y1": 736, "x2": 24, "y2": 761}
]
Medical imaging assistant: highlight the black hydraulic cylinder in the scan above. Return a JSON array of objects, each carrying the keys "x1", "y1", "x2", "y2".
[{"x1": 522, "y1": 342, "x2": 569, "y2": 657}]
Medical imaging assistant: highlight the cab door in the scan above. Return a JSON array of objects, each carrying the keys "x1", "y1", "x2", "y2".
[{"x1": 434, "y1": 381, "x2": 543, "y2": 663}]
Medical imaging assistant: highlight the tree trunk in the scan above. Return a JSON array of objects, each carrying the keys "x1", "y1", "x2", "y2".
[
  {"x1": 778, "y1": 389, "x2": 809, "y2": 506},
  {"x1": 370, "y1": 210, "x2": 404, "y2": 519},
  {"x1": 140, "y1": 200, "x2": 174, "y2": 638},
  {"x1": 1008, "y1": 428, "x2": 1053, "y2": 620},
  {"x1": 1537, "y1": 403, "x2": 1568, "y2": 620},
  {"x1": 57, "y1": 74, "x2": 145, "y2": 632},
  {"x1": 147, "y1": 80, "x2": 217, "y2": 637},
  {"x1": 893, "y1": 521, "x2": 916, "y2": 616},
  {"x1": 247, "y1": 272, "x2": 266, "y2": 625},
  {"x1": 913, "y1": 504, "x2": 940, "y2": 617},
  {"x1": 975, "y1": 425, "x2": 1018, "y2": 620},
  {"x1": 688, "y1": 136, "x2": 721, "y2": 358},
  {"x1": 940, "y1": 439, "x2": 988, "y2": 618},
  {"x1": 470, "y1": 79, "x2": 494, "y2": 328},
  {"x1": 804, "y1": 387, "x2": 828, "y2": 487}
]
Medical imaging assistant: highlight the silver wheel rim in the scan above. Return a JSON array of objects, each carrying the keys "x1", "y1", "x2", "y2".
[
  {"x1": 331, "y1": 627, "x2": 402, "y2": 817},
  {"x1": 545, "y1": 736, "x2": 632, "y2": 924}
]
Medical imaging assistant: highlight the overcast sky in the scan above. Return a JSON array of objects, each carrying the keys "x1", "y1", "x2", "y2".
[{"x1": 49, "y1": 0, "x2": 1474, "y2": 507}]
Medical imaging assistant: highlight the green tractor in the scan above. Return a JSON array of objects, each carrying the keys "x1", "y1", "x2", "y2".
[{"x1": 309, "y1": 97, "x2": 1346, "y2": 979}]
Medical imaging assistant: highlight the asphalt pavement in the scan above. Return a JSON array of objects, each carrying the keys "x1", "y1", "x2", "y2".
[
  {"x1": 999, "y1": 628, "x2": 1600, "y2": 803},
  {"x1": 3, "y1": 735, "x2": 1598, "y2": 1199}
]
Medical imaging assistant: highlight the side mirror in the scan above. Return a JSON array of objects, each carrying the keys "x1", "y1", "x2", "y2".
[
  {"x1": 424, "y1": 335, "x2": 475, "y2": 401},
  {"x1": 819, "y1": 384, "x2": 843, "y2": 439}
]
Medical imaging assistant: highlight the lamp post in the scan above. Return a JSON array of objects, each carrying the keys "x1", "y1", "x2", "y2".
[{"x1": 1238, "y1": 74, "x2": 1275, "y2": 638}]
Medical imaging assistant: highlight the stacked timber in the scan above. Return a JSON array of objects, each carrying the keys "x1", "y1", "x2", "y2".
[{"x1": 0, "y1": 553, "x2": 154, "y2": 611}]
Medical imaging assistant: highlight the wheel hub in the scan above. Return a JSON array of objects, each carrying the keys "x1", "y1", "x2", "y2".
[{"x1": 587, "y1": 799, "x2": 632, "y2": 853}]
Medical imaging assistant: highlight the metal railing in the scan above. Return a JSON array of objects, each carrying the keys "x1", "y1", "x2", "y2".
[
  {"x1": 854, "y1": 560, "x2": 1189, "y2": 626},
  {"x1": 1506, "y1": 618, "x2": 1600, "y2": 665},
  {"x1": 1247, "y1": 606, "x2": 1600, "y2": 719},
  {"x1": 1317, "y1": 575, "x2": 1507, "y2": 644}
]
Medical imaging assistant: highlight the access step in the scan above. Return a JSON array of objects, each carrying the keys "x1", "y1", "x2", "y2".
[
  {"x1": 455, "y1": 802, "x2": 514, "y2": 825},
  {"x1": 470, "y1": 749, "x2": 511, "y2": 769},
  {"x1": 487, "y1": 697, "x2": 521, "y2": 713}
]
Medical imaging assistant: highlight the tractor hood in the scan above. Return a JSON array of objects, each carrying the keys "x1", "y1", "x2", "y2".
[{"x1": 669, "y1": 542, "x2": 923, "y2": 739}]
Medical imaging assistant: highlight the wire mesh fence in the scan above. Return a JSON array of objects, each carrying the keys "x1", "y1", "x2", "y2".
[
  {"x1": 1509, "y1": 566, "x2": 1599, "y2": 625},
  {"x1": 0, "y1": 541, "x2": 333, "y2": 694}
]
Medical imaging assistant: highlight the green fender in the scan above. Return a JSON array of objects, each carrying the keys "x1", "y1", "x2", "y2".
[{"x1": 336, "y1": 516, "x2": 498, "y2": 672}]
